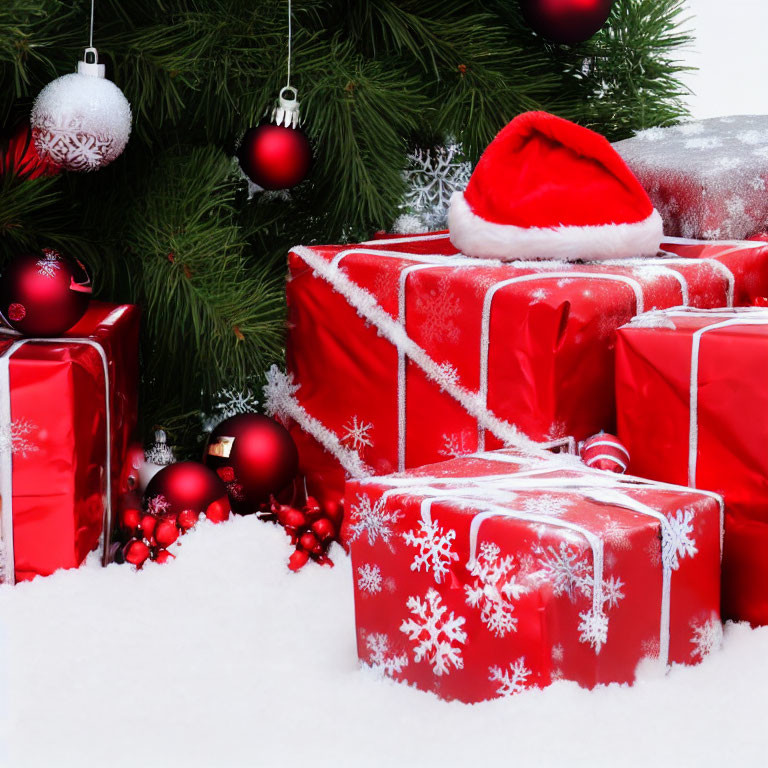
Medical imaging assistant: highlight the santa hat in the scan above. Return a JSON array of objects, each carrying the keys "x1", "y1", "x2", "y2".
[{"x1": 448, "y1": 111, "x2": 663, "y2": 262}]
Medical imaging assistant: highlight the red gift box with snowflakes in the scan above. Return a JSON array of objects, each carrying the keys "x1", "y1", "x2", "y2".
[
  {"x1": 347, "y1": 449, "x2": 723, "y2": 703},
  {"x1": 0, "y1": 301, "x2": 140, "y2": 583},
  {"x1": 614, "y1": 116, "x2": 768, "y2": 241},
  {"x1": 616, "y1": 307, "x2": 768, "y2": 625},
  {"x1": 270, "y1": 230, "x2": 768, "y2": 539}
]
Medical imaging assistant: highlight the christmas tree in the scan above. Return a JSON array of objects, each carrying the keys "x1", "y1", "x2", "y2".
[{"x1": 0, "y1": 0, "x2": 691, "y2": 453}]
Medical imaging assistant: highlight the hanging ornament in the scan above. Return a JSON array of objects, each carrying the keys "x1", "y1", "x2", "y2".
[
  {"x1": 0, "y1": 122, "x2": 61, "y2": 179},
  {"x1": 237, "y1": 0, "x2": 311, "y2": 190},
  {"x1": 140, "y1": 429, "x2": 176, "y2": 490},
  {"x1": 30, "y1": 2, "x2": 131, "y2": 171},
  {"x1": 204, "y1": 413, "x2": 299, "y2": 512},
  {"x1": 143, "y1": 461, "x2": 231, "y2": 524},
  {"x1": 579, "y1": 432, "x2": 629, "y2": 474},
  {"x1": 0, "y1": 248, "x2": 92, "y2": 336},
  {"x1": 519, "y1": 0, "x2": 614, "y2": 45}
]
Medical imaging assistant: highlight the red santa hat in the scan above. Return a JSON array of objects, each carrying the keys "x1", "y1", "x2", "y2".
[{"x1": 448, "y1": 111, "x2": 663, "y2": 262}]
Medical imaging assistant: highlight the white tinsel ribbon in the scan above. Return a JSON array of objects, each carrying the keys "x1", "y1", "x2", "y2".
[{"x1": 0, "y1": 336, "x2": 112, "y2": 585}]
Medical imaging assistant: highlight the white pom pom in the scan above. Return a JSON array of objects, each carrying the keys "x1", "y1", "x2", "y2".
[{"x1": 30, "y1": 57, "x2": 132, "y2": 172}]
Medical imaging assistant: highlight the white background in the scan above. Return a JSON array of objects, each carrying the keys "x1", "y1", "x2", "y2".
[{"x1": 682, "y1": 0, "x2": 768, "y2": 118}]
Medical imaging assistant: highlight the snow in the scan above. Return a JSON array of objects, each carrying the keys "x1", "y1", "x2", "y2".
[{"x1": 3, "y1": 518, "x2": 768, "y2": 766}]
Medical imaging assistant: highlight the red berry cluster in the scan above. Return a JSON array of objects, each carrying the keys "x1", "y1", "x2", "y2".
[
  {"x1": 118, "y1": 495, "x2": 227, "y2": 568},
  {"x1": 266, "y1": 496, "x2": 342, "y2": 570}
]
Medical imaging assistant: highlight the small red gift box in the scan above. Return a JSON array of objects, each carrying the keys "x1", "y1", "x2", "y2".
[
  {"x1": 0, "y1": 301, "x2": 140, "y2": 583},
  {"x1": 347, "y1": 450, "x2": 723, "y2": 703},
  {"x1": 616, "y1": 306, "x2": 768, "y2": 625},
  {"x1": 272, "y1": 231, "x2": 768, "y2": 539}
]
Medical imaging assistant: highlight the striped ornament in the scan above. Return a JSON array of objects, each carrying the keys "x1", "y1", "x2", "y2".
[{"x1": 579, "y1": 433, "x2": 629, "y2": 474}]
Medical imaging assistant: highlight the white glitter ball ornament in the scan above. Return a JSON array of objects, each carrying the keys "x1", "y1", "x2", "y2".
[{"x1": 30, "y1": 47, "x2": 131, "y2": 172}]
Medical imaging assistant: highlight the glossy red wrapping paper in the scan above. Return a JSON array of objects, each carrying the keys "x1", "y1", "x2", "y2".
[
  {"x1": 347, "y1": 450, "x2": 722, "y2": 703},
  {"x1": 280, "y1": 232, "x2": 768, "y2": 540},
  {"x1": 616, "y1": 307, "x2": 768, "y2": 625},
  {"x1": 0, "y1": 301, "x2": 140, "y2": 582}
]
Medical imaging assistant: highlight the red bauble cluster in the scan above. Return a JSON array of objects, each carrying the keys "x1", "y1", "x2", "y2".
[
  {"x1": 0, "y1": 248, "x2": 91, "y2": 336},
  {"x1": 580, "y1": 432, "x2": 629, "y2": 474},
  {"x1": 237, "y1": 123, "x2": 312, "y2": 190},
  {"x1": 205, "y1": 413, "x2": 299, "y2": 512},
  {"x1": 0, "y1": 122, "x2": 61, "y2": 179},
  {"x1": 520, "y1": 0, "x2": 614, "y2": 45},
  {"x1": 268, "y1": 495, "x2": 343, "y2": 570},
  {"x1": 119, "y1": 461, "x2": 231, "y2": 568}
]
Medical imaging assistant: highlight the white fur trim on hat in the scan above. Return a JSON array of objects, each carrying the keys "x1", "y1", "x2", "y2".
[{"x1": 448, "y1": 191, "x2": 664, "y2": 262}]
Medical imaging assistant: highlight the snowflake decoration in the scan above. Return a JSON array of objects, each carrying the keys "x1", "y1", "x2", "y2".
[
  {"x1": 364, "y1": 632, "x2": 409, "y2": 677},
  {"x1": 399, "y1": 142, "x2": 472, "y2": 230},
  {"x1": 601, "y1": 518, "x2": 633, "y2": 550},
  {"x1": 403, "y1": 518, "x2": 458, "y2": 583},
  {"x1": 357, "y1": 563, "x2": 383, "y2": 594},
  {"x1": 341, "y1": 416, "x2": 374, "y2": 452},
  {"x1": 489, "y1": 658, "x2": 532, "y2": 697},
  {"x1": 578, "y1": 607, "x2": 609, "y2": 653},
  {"x1": 36, "y1": 249, "x2": 62, "y2": 278},
  {"x1": 464, "y1": 542, "x2": 525, "y2": 638},
  {"x1": 523, "y1": 494, "x2": 574, "y2": 519},
  {"x1": 535, "y1": 542, "x2": 593, "y2": 600},
  {"x1": 348, "y1": 494, "x2": 401, "y2": 546},
  {"x1": 530, "y1": 288, "x2": 549, "y2": 305},
  {"x1": 602, "y1": 575, "x2": 626, "y2": 609},
  {"x1": 690, "y1": 615, "x2": 723, "y2": 662},
  {"x1": 414, "y1": 277, "x2": 461, "y2": 345},
  {"x1": 400, "y1": 588, "x2": 467, "y2": 676},
  {"x1": 34, "y1": 127, "x2": 115, "y2": 171},
  {"x1": 202, "y1": 387, "x2": 259, "y2": 431},
  {"x1": 433, "y1": 362, "x2": 460, "y2": 392},
  {"x1": 663, "y1": 509, "x2": 698, "y2": 570},
  {"x1": 146, "y1": 494, "x2": 171, "y2": 517},
  {"x1": 439, "y1": 431, "x2": 474, "y2": 459},
  {"x1": 0, "y1": 418, "x2": 40, "y2": 458}
]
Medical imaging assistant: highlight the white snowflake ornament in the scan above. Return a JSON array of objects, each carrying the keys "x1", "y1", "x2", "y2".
[
  {"x1": 31, "y1": 47, "x2": 131, "y2": 172},
  {"x1": 403, "y1": 518, "x2": 458, "y2": 583}
]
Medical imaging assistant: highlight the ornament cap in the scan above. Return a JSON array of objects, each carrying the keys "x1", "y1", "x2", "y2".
[
  {"x1": 77, "y1": 47, "x2": 106, "y2": 78},
  {"x1": 271, "y1": 86, "x2": 301, "y2": 129}
]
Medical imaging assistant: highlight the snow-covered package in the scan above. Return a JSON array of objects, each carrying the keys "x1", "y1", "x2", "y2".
[
  {"x1": 616, "y1": 307, "x2": 768, "y2": 625},
  {"x1": 347, "y1": 449, "x2": 723, "y2": 703},
  {"x1": 614, "y1": 116, "x2": 768, "y2": 241},
  {"x1": 0, "y1": 302, "x2": 140, "y2": 583},
  {"x1": 273, "y1": 231, "x2": 768, "y2": 538}
]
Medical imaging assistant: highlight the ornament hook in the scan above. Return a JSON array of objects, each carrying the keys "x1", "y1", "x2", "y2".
[
  {"x1": 272, "y1": 86, "x2": 301, "y2": 129},
  {"x1": 78, "y1": 46, "x2": 105, "y2": 78}
]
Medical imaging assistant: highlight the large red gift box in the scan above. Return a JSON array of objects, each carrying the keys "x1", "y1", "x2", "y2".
[
  {"x1": 0, "y1": 301, "x2": 140, "y2": 583},
  {"x1": 616, "y1": 307, "x2": 768, "y2": 625},
  {"x1": 347, "y1": 449, "x2": 723, "y2": 702},
  {"x1": 272, "y1": 231, "x2": 768, "y2": 538}
]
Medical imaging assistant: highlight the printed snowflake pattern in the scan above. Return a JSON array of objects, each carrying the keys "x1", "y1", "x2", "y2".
[
  {"x1": 34, "y1": 127, "x2": 116, "y2": 171},
  {"x1": 364, "y1": 632, "x2": 409, "y2": 677},
  {"x1": 357, "y1": 563, "x2": 383, "y2": 594},
  {"x1": 523, "y1": 494, "x2": 574, "y2": 519},
  {"x1": 690, "y1": 615, "x2": 723, "y2": 662},
  {"x1": 400, "y1": 588, "x2": 467, "y2": 676},
  {"x1": 535, "y1": 542, "x2": 593, "y2": 600},
  {"x1": 36, "y1": 248, "x2": 62, "y2": 278},
  {"x1": 439, "y1": 431, "x2": 474, "y2": 459},
  {"x1": 0, "y1": 418, "x2": 40, "y2": 458},
  {"x1": 464, "y1": 542, "x2": 525, "y2": 637},
  {"x1": 578, "y1": 608, "x2": 609, "y2": 653},
  {"x1": 414, "y1": 277, "x2": 461, "y2": 345},
  {"x1": 348, "y1": 494, "x2": 401, "y2": 546},
  {"x1": 403, "y1": 518, "x2": 458, "y2": 583},
  {"x1": 489, "y1": 658, "x2": 532, "y2": 697},
  {"x1": 663, "y1": 509, "x2": 698, "y2": 570},
  {"x1": 341, "y1": 416, "x2": 374, "y2": 452}
]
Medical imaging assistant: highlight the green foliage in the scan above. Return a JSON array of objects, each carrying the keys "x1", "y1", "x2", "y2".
[{"x1": 0, "y1": 0, "x2": 692, "y2": 450}]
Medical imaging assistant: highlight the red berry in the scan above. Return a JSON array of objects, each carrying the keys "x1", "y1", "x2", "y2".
[
  {"x1": 311, "y1": 517, "x2": 335, "y2": 542},
  {"x1": 288, "y1": 549, "x2": 310, "y2": 571},
  {"x1": 154, "y1": 549, "x2": 175, "y2": 564},
  {"x1": 121, "y1": 507, "x2": 140, "y2": 532},
  {"x1": 279, "y1": 507, "x2": 306, "y2": 529},
  {"x1": 177, "y1": 509, "x2": 199, "y2": 532},
  {"x1": 304, "y1": 496, "x2": 321, "y2": 515},
  {"x1": 322, "y1": 499, "x2": 344, "y2": 528},
  {"x1": 140, "y1": 514, "x2": 157, "y2": 539},
  {"x1": 155, "y1": 519, "x2": 179, "y2": 547},
  {"x1": 205, "y1": 498, "x2": 231, "y2": 523},
  {"x1": 299, "y1": 531, "x2": 319, "y2": 552},
  {"x1": 124, "y1": 539, "x2": 150, "y2": 567}
]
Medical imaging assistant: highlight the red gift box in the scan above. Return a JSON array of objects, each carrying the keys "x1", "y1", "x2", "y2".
[
  {"x1": 347, "y1": 450, "x2": 722, "y2": 702},
  {"x1": 616, "y1": 306, "x2": 768, "y2": 625},
  {"x1": 0, "y1": 301, "x2": 140, "y2": 583},
  {"x1": 272, "y1": 231, "x2": 768, "y2": 539}
]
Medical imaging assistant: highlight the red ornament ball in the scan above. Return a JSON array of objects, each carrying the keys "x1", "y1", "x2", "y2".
[
  {"x1": 520, "y1": 0, "x2": 614, "y2": 44},
  {"x1": 143, "y1": 461, "x2": 231, "y2": 521},
  {"x1": 124, "y1": 539, "x2": 151, "y2": 567},
  {"x1": 1, "y1": 122, "x2": 61, "y2": 179},
  {"x1": 0, "y1": 248, "x2": 91, "y2": 336},
  {"x1": 237, "y1": 123, "x2": 312, "y2": 190},
  {"x1": 205, "y1": 413, "x2": 299, "y2": 511},
  {"x1": 580, "y1": 432, "x2": 629, "y2": 474}
]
